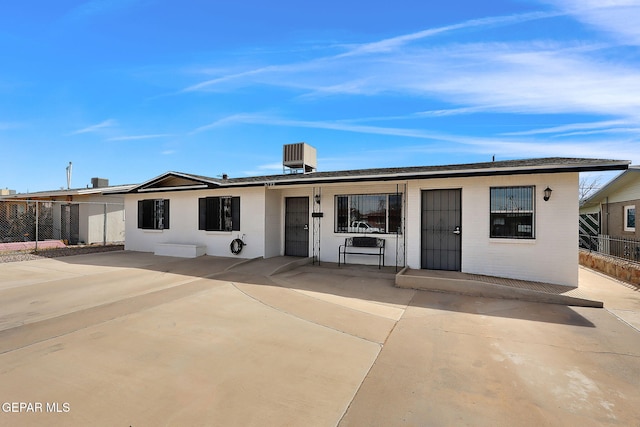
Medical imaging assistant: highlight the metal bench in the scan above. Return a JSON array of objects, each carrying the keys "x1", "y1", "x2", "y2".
[{"x1": 338, "y1": 236, "x2": 385, "y2": 268}]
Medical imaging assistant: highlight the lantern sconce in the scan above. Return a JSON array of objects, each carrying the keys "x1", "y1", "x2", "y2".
[
  {"x1": 543, "y1": 187, "x2": 552, "y2": 202},
  {"x1": 314, "y1": 193, "x2": 321, "y2": 205}
]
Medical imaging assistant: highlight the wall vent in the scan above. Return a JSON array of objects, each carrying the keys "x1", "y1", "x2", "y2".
[{"x1": 283, "y1": 142, "x2": 317, "y2": 174}]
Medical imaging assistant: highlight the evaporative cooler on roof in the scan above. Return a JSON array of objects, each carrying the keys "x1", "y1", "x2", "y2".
[{"x1": 283, "y1": 142, "x2": 317, "y2": 174}]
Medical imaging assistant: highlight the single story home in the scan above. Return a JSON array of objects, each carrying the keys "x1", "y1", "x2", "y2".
[
  {"x1": 580, "y1": 166, "x2": 639, "y2": 239},
  {"x1": 0, "y1": 178, "x2": 133, "y2": 245},
  {"x1": 118, "y1": 146, "x2": 629, "y2": 287}
]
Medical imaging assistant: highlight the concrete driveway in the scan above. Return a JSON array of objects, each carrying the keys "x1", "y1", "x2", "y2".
[{"x1": 0, "y1": 252, "x2": 638, "y2": 426}]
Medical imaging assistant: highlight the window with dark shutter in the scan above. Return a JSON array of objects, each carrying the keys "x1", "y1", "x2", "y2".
[
  {"x1": 198, "y1": 196, "x2": 240, "y2": 231},
  {"x1": 138, "y1": 199, "x2": 169, "y2": 230}
]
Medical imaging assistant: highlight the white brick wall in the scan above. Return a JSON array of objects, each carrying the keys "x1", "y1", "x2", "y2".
[
  {"x1": 405, "y1": 173, "x2": 578, "y2": 286},
  {"x1": 125, "y1": 171, "x2": 580, "y2": 286},
  {"x1": 125, "y1": 187, "x2": 266, "y2": 259}
]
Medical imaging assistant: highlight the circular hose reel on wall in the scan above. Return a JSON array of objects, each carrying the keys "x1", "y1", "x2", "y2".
[{"x1": 230, "y1": 236, "x2": 245, "y2": 255}]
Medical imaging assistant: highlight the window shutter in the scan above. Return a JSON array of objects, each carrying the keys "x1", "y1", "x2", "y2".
[
  {"x1": 210, "y1": 197, "x2": 221, "y2": 231},
  {"x1": 138, "y1": 200, "x2": 144, "y2": 229},
  {"x1": 140, "y1": 199, "x2": 154, "y2": 229},
  {"x1": 231, "y1": 197, "x2": 240, "y2": 231},
  {"x1": 163, "y1": 199, "x2": 170, "y2": 229},
  {"x1": 198, "y1": 198, "x2": 206, "y2": 230}
]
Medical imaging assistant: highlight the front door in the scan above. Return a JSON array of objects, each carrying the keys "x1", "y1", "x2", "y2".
[
  {"x1": 421, "y1": 189, "x2": 462, "y2": 271},
  {"x1": 285, "y1": 197, "x2": 309, "y2": 257}
]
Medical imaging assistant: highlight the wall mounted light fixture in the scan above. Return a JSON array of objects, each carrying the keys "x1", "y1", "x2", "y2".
[
  {"x1": 543, "y1": 187, "x2": 552, "y2": 201},
  {"x1": 314, "y1": 194, "x2": 321, "y2": 204}
]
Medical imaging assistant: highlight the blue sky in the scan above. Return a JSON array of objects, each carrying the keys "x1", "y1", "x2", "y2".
[{"x1": 1, "y1": 0, "x2": 639, "y2": 192}]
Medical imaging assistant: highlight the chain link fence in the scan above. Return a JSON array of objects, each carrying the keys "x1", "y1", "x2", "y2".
[{"x1": 0, "y1": 200, "x2": 125, "y2": 252}]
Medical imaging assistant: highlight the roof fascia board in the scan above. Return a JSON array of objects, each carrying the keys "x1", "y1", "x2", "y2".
[
  {"x1": 138, "y1": 184, "x2": 209, "y2": 192},
  {"x1": 581, "y1": 167, "x2": 640, "y2": 206},
  {"x1": 225, "y1": 162, "x2": 631, "y2": 188},
  {"x1": 126, "y1": 171, "x2": 220, "y2": 193},
  {"x1": 121, "y1": 160, "x2": 630, "y2": 194},
  {"x1": 0, "y1": 187, "x2": 132, "y2": 198}
]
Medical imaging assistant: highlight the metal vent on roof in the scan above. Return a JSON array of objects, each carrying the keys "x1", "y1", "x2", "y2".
[
  {"x1": 283, "y1": 142, "x2": 317, "y2": 174},
  {"x1": 91, "y1": 177, "x2": 109, "y2": 188}
]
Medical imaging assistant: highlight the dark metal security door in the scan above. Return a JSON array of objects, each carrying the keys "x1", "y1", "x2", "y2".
[
  {"x1": 421, "y1": 189, "x2": 461, "y2": 271},
  {"x1": 285, "y1": 197, "x2": 309, "y2": 257}
]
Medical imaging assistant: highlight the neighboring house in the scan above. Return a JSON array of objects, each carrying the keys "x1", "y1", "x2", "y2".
[
  {"x1": 118, "y1": 147, "x2": 628, "y2": 287},
  {"x1": 580, "y1": 166, "x2": 639, "y2": 239},
  {"x1": 0, "y1": 178, "x2": 134, "y2": 245}
]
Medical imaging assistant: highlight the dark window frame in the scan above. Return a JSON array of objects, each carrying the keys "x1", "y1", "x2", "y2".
[
  {"x1": 137, "y1": 199, "x2": 170, "y2": 230},
  {"x1": 490, "y1": 186, "x2": 535, "y2": 239},
  {"x1": 198, "y1": 196, "x2": 240, "y2": 232}
]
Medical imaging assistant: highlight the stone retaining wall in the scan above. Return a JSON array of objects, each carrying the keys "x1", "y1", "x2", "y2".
[{"x1": 579, "y1": 249, "x2": 640, "y2": 286}]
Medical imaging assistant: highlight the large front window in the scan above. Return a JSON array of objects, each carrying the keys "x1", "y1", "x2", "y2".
[
  {"x1": 490, "y1": 186, "x2": 534, "y2": 239},
  {"x1": 335, "y1": 193, "x2": 402, "y2": 234}
]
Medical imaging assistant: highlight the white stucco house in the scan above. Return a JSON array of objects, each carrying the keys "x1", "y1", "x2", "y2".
[{"x1": 118, "y1": 148, "x2": 629, "y2": 288}]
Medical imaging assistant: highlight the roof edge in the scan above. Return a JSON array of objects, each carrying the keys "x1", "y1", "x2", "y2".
[{"x1": 120, "y1": 158, "x2": 631, "y2": 194}]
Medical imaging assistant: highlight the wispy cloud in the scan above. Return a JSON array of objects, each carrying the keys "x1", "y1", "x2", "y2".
[
  {"x1": 69, "y1": 119, "x2": 117, "y2": 135},
  {"x1": 106, "y1": 134, "x2": 172, "y2": 141},
  {"x1": 542, "y1": 0, "x2": 640, "y2": 45},
  {"x1": 392, "y1": 42, "x2": 640, "y2": 117},
  {"x1": 335, "y1": 11, "x2": 562, "y2": 58},
  {"x1": 182, "y1": 65, "x2": 288, "y2": 93},
  {"x1": 182, "y1": 3, "x2": 640, "y2": 166},
  {"x1": 501, "y1": 120, "x2": 630, "y2": 136},
  {"x1": 180, "y1": 10, "x2": 561, "y2": 95},
  {"x1": 193, "y1": 114, "x2": 450, "y2": 141},
  {"x1": 193, "y1": 113, "x2": 639, "y2": 164},
  {"x1": 414, "y1": 107, "x2": 494, "y2": 117},
  {"x1": 181, "y1": 37, "x2": 640, "y2": 120},
  {"x1": 189, "y1": 113, "x2": 266, "y2": 134},
  {"x1": 554, "y1": 127, "x2": 640, "y2": 137}
]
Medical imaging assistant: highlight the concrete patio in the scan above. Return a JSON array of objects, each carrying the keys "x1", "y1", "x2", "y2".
[
  {"x1": 396, "y1": 268, "x2": 605, "y2": 308},
  {"x1": 0, "y1": 252, "x2": 638, "y2": 426}
]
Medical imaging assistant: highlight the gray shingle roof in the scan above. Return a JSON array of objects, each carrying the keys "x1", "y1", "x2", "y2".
[{"x1": 125, "y1": 157, "x2": 630, "y2": 193}]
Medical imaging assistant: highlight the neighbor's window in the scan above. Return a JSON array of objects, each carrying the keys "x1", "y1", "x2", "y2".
[
  {"x1": 198, "y1": 196, "x2": 240, "y2": 232},
  {"x1": 490, "y1": 186, "x2": 535, "y2": 239},
  {"x1": 335, "y1": 193, "x2": 402, "y2": 234},
  {"x1": 138, "y1": 199, "x2": 170, "y2": 230},
  {"x1": 624, "y1": 205, "x2": 636, "y2": 232}
]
